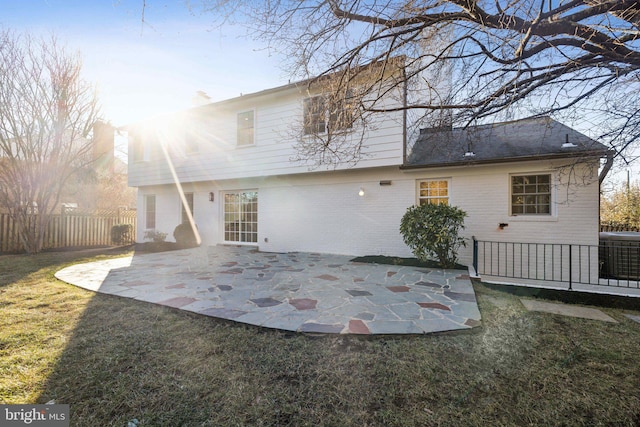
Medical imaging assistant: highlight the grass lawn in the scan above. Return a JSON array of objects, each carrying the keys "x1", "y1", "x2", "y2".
[{"x1": 1, "y1": 249, "x2": 640, "y2": 426}]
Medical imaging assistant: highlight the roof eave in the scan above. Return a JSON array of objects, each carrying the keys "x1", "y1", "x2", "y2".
[{"x1": 400, "y1": 149, "x2": 610, "y2": 171}]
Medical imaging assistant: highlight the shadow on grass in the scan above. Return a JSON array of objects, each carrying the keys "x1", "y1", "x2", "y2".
[
  {"x1": 37, "y1": 269, "x2": 399, "y2": 426},
  {"x1": 27, "y1": 249, "x2": 640, "y2": 426}
]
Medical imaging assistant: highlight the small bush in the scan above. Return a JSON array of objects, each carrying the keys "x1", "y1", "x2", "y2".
[
  {"x1": 110, "y1": 224, "x2": 132, "y2": 245},
  {"x1": 144, "y1": 230, "x2": 167, "y2": 243},
  {"x1": 399, "y1": 203, "x2": 467, "y2": 269},
  {"x1": 173, "y1": 223, "x2": 199, "y2": 248}
]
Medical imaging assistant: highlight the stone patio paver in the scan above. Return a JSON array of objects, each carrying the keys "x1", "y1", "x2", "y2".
[
  {"x1": 624, "y1": 313, "x2": 640, "y2": 324},
  {"x1": 520, "y1": 299, "x2": 618, "y2": 323},
  {"x1": 55, "y1": 246, "x2": 483, "y2": 335}
]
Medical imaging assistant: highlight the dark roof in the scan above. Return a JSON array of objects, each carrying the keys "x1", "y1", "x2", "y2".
[{"x1": 405, "y1": 117, "x2": 610, "y2": 168}]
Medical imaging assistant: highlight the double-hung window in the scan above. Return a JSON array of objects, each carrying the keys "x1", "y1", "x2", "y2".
[
  {"x1": 418, "y1": 179, "x2": 449, "y2": 205},
  {"x1": 145, "y1": 194, "x2": 156, "y2": 229},
  {"x1": 303, "y1": 97, "x2": 326, "y2": 135},
  {"x1": 131, "y1": 135, "x2": 148, "y2": 163},
  {"x1": 185, "y1": 133, "x2": 198, "y2": 155},
  {"x1": 511, "y1": 174, "x2": 551, "y2": 215},
  {"x1": 237, "y1": 110, "x2": 254, "y2": 146},
  {"x1": 303, "y1": 90, "x2": 354, "y2": 135}
]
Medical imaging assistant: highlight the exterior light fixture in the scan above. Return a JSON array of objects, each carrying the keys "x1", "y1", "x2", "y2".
[
  {"x1": 209, "y1": 192, "x2": 215, "y2": 202},
  {"x1": 358, "y1": 187, "x2": 365, "y2": 197},
  {"x1": 464, "y1": 143, "x2": 475, "y2": 157},
  {"x1": 561, "y1": 133, "x2": 577, "y2": 148}
]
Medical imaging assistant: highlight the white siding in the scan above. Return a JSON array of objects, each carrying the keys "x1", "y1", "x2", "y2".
[
  {"x1": 135, "y1": 158, "x2": 601, "y2": 268},
  {"x1": 129, "y1": 85, "x2": 405, "y2": 187}
]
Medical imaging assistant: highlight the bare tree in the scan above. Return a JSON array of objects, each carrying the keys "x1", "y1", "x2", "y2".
[
  {"x1": 0, "y1": 30, "x2": 100, "y2": 253},
  {"x1": 196, "y1": 0, "x2": 639, "y2": 166}
]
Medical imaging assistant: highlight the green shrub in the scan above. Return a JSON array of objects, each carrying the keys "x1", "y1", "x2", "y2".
[
  {"x1": 173, "y1": 223, "x2": 199, "y2": 248},
  {"x1": 110, "y1": 224, "x2": 133, "y2": 245},
  {"x1": 143, "y1": 230, "x2": 167, "y2": 243},
  {"x1": 399, "y1": 203, "x2": 467, "y2": 269}
]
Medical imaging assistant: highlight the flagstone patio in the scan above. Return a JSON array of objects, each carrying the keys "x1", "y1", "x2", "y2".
[{"x1": 55, "y1": 245, "x2": 482, "y2": 335}]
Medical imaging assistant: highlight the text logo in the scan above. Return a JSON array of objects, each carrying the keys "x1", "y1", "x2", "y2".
[{"x1": 0, "y1": 405, "x2": 69, "y2": 427}]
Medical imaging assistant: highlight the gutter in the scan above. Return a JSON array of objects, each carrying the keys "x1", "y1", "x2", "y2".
[{"x1": 400, "y1": 150, "x2": 610, "y2": 171}]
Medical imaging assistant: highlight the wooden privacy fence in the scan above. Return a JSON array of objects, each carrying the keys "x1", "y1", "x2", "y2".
[
  {"x1": 600, "y1": 223, "x2": 640, "y2": 232},
  {"x1": 0, "y1": 207, "x2": 136, "y2": 253}
]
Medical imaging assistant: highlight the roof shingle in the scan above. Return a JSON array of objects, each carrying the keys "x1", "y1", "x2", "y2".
[{"x1": 405, "y1": 117, "x2": 609, "y2": 168}]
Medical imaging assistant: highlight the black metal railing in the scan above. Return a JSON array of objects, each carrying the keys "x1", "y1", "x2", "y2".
[{"x1": 472, "y1": 237, "x2": 640, "y2": 290}]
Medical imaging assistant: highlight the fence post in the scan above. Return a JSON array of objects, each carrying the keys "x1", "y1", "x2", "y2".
[
  {"x1": 472, "y1": 236, "x2": 478, "y2": 274},
  {"x1": 60, "y1": 205, "x2": 66, "y2": 248}
]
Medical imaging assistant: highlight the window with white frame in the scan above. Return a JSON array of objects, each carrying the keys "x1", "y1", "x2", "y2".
[
  {"x1": 185, "y1": 132, "x2": 198, "y2": 154},
  {"x1": 131, "y1": 135, "x2": 148, "y2": 163},
  {"x1": 237, "y1": 110, "x2": 254, "y2": 146},
  {"x1": 418, "y1": 179, "x2": 450, "y2": 205},
  {"x1": 145, "y1": 194, "x2": 156, "y2": 229},
  {"x1": 511, "y1": 174, "x2": 552, "y2": 215},
  {"x1": 303, "y1": 91, "x2": 353, "y2": 135},
  {"x1": 223, "y1": 190, "x2": 258, "y2": 243},
  {"x1": 181, "y1": 192, "x2": 194, "y2": 224},
  {"x1": 303, "y1": 96, "x2": 326, "y2": 135}
]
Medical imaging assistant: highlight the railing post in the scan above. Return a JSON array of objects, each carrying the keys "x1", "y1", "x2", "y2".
[
  {"x1": 568, "y1": 244, "x2": 573, "y2": 291},
  {"x1": 472, "y1": 236, "x2": 478, "y2": 274}
]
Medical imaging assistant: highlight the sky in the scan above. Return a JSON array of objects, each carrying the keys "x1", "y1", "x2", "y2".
[
  {"x1": 0, "y1": 0, "x2": 287, "y2": 127},
  {"x1": 1, "y1": 0, "x2": 637, "y2": 184}
]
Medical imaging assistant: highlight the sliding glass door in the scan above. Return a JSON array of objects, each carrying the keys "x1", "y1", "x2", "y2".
[{"x1": 223, "y1": 190, "x2": 258, "y2": 243}]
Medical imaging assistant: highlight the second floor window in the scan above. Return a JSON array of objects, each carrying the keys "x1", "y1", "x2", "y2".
[
  {"x1": 185, "y1": 134, "x2": 198, "y2": 155},
  {"x1": 303, "y1": 91, "x2": 353, "y2": 136},
  {"x1": 237, "y1": 110, "x2": 254, "y2": 146},
  {"x1": 131, "y1": 137, "x2": 147, "y2": 163},
  {"x1": 303, "y1": 96, "x2": 326, "y2": 135}
]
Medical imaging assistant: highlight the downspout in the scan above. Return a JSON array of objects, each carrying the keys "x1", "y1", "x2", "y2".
[
  {"x1": 598, "y1": 150, "x2": 615, "y2": 230},
  {"x1": 598, "y1": 150, "x2": 614, "y2": 185},
  {"x1": 402, "y1": 66, "x2": 408, "y2": 165}
]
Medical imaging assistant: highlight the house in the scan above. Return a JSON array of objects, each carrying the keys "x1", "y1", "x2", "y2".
[
  {"x1": 63, "y1": 121, "x2": 136, "y2": 211},
  {"x1": 127, "y1": 63, "x2": 609, "y2": 268}
]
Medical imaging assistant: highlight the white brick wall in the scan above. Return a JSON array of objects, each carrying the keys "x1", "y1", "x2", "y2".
[
  {"x1": 258, "y1": 168, "x2": 415, "y2": 256},
  {"x1": 136, "y1": 158, "x2": 601, "y2": 267}
]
